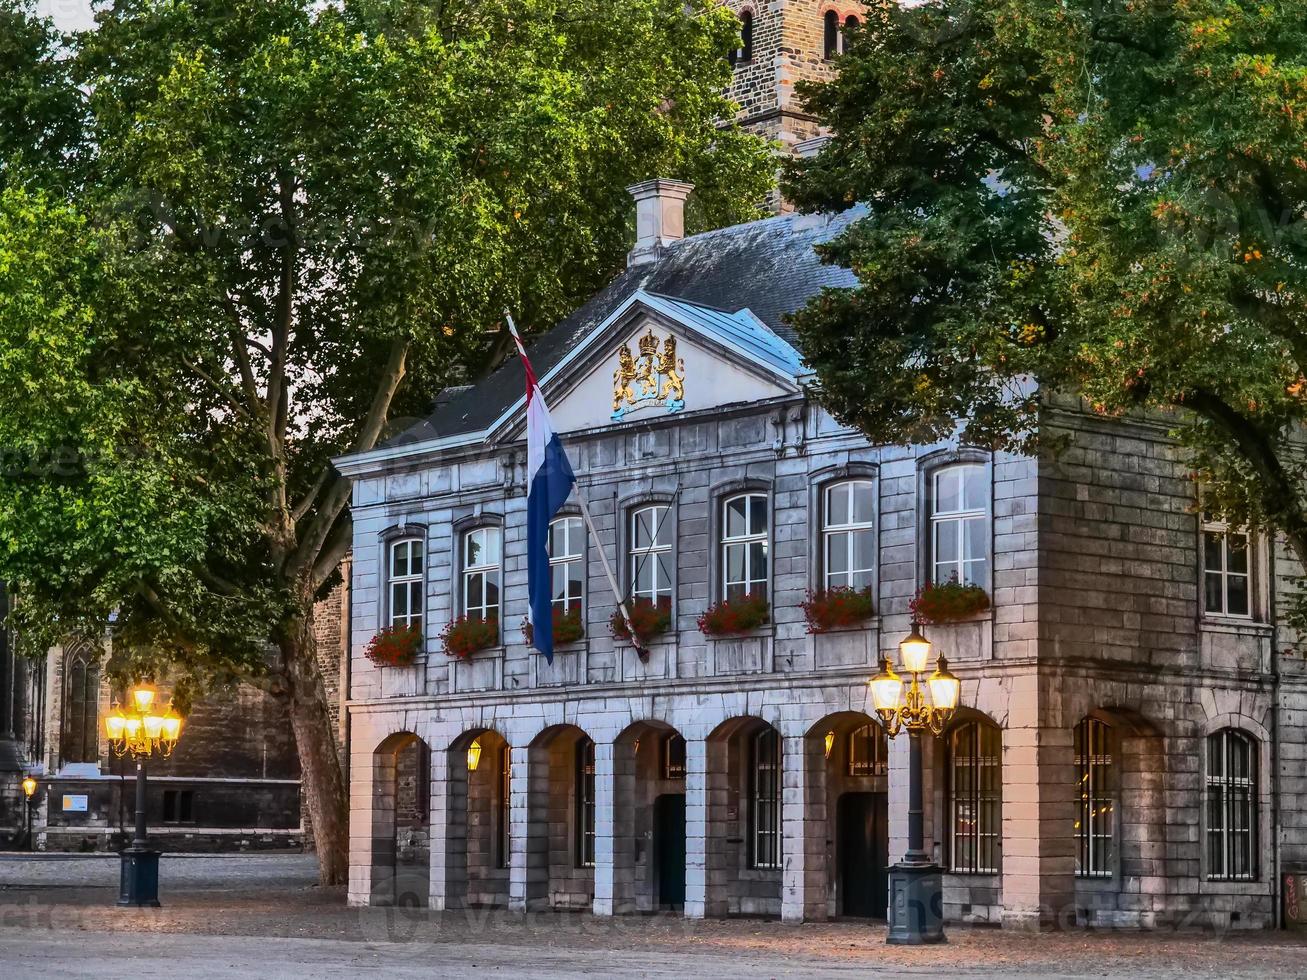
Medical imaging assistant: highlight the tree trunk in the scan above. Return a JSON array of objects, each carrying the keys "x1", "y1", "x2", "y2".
[{"x1": 280, "y1": 603, "x2": 349, "y2": 886}]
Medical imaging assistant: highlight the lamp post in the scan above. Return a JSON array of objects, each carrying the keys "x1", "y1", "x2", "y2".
[
  {"x1": 20, "y1": 774, "x2": 38, "y2": 851},
  {"x1": 104, "y1": 682, "x2": 184, "y2": 908},
  {"x1": 869, "y1": 621, "x2": 961, "y2": 945}
]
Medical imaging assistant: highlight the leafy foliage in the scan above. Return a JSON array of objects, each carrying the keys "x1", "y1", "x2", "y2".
[
  {"x1": 610, "y1": 596, "x2": 673, "y2": 645},
  {"x1": 363, "y1": 624, "x2": 423, "y2": 668},
  {"x1": 785, "y1": 0, "x2": 1307, "y2": 606},
  {"x1": 439, "y1": 615, "x2": 499, "y2": 659},
  {"x1": 910, "y1": 578, "x2": 990, "y2": 625},
  {"x1": 521, "y1": 607, "x2": 585, "y2": 647}
]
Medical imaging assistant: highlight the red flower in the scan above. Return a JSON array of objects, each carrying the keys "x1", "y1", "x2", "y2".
[
  {"x1": 439, "y1": 616, "x2": 499, "y2": 659},
  {"x1": 910, "y1": 577, "x2": 990, "y2": 624},
  {"x1": 364, "y1": 624, "x2": 423, "y2": 668},
  {"x1": 801, "y1": 586, "x2": 875, "y2": 633},
  {"x1": 697, "y1": 593, "x2": 770, "y2": 637},
  {"x1": 610, "y1": 597, "x2": 673, "y2": 645}
]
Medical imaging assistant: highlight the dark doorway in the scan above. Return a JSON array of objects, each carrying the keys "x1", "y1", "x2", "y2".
[
  {"x1": 654, "y1": 793, "x2": 686, "y2": 909},
  {"x1": 837, "y1": 791, "x2": 888, "y2": 918}
]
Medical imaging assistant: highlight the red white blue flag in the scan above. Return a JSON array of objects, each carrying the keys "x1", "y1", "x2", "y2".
[{"x1": 506, "y1": 314, "x2": 576, "y2": 663}]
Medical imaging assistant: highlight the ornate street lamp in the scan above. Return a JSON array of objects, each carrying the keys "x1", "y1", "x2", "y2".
[
  {"x1": 104, "y1": 682, "x2": 184, "y2": 908},
  {"x1": 21, "y1": 774, "x2": 39, "y2": 851},
  {"x1": 869, "y1": 621, "x2": 961, "y2": 945}
]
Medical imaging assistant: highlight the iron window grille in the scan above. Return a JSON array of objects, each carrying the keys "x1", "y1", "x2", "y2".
[
  {"x1": 749, "y1": 728, "x2": 782, "y2": 870},
  {"x1": 1206, "y1": 729, "x2": 1258, "y2": 881},
  {"x1": 576, "y1": 737, "x2": 596, "y2": 868},
  {"x1": 1075, "y1": 717, "x2": 1114, "y2": 878},
  {"x1": 949, "y1": 721, "x2": 1002, "y2": 874}
]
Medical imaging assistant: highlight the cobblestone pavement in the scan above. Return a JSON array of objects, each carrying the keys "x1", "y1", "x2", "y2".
[{"x1": 2, "y1": 854, "x2": 1306, "y2": 978}]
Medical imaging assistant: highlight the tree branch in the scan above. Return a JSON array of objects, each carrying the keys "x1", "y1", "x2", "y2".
[
  {"x1": 292, "y1": 466, "x2": 331, "y2": 525},
  {"x1": 180, "y1": 356, "x2": 252, "y2": 419},
  {"x1": 310, "y1": 517, "x2": 354, "y2": 597}
]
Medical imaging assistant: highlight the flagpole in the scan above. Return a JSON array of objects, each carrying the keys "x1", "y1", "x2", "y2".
[{"x1": 504, "y1": 310, "x2": 646, "y2": 659}]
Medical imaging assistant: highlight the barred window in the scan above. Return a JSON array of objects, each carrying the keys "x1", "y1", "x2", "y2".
[
  {"x1": 1202, "y1": 520, "x2": 1251, "y2": 618},
  {"x1": 750, "y1": 728, "x2": 782, "y2": 869},
  {"x1": 1207, "y1": 729, "x2": 1258, "y2": 881},
  {"x1": 576, "y1": 737, "x2": 596, "y2": 868},
  {"x1": 663, "y1": 733, "x2": 686, "y2": 780},
  {"x1": 548, "y1": 516, "x2": 584, "y2": 615},
  {"x1": 462, "y1": 527, "x2": 501, "y2": 623},
  {"x1": 388, "y1": 537, "x2": 424, "y2": 632},
  {"x1": 930, "y1": 464, "x2": 988, "y2": 587},
  {"x1": 722, "y1": 493, "x2": 768, "y2": 600},
  {"x1": 630, "y1": 505, "x2": 673, "y2": 606},
  {"x1": 823, "y1": 480, "x2": 875, "y2": 591},
  {"x1": 848, "y1": 723, "x2": 887, "y2": 777},
  {"x1": 949, "y1": 721, "x2": 1001, "y2": 874},
  {"x1": 1075, "y1": 717, "x2": 1114, "y2": 878}
]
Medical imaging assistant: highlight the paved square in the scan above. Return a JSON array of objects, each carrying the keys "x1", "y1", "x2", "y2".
[{"x1": 1, "y1": 854, "x2": 1304, "y2": 979}]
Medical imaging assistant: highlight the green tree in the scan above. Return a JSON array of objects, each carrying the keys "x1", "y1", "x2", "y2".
[
  {"x1": 785, "y1": 0, "x2": 1307, "y2": 607},
  {"x1": 0, "y1": 0, "x2": 771, "y2": 883}
]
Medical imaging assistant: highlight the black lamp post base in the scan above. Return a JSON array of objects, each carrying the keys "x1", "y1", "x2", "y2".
[
  {"x1": 886, "y1": 862, "x2": 946, "y2": 945},
  {"x1": 117, "y1": 845, "x2": 162, "y2": 908}
]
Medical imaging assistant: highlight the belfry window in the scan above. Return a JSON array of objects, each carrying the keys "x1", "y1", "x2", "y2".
[{"x1": 730, "y1": 10, "x2": 754, "y2": 66}]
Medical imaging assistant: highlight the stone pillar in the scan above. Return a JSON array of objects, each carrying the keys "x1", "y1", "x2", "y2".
[
  {"x1": 887, "y1": 730, "x2": 912, "y2": 865},
  {"x1": 781, "y1": 733, "x2": 828, "y2": 922},
  {"x1": 347, "y1": 738, "x2": 378, "y2": 907},
  {"x1": 428, "y1": 747, "x2": 461, "y2": 910},
  {"x1": 684, "y1": 737, "x2": 709, "y2": 918},
  {"x1": 592, "y1": 740, "x2": 616, "y2": 916},
  {"x1": 509, "y1": 743, "x2": 549, "y2": 912},
  {"x1": 1001, "y1": 712, "x2": 1077, "y2": 929}
]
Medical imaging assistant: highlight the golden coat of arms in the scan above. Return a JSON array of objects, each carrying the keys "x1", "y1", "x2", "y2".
[{"x1": 612, "y1": 328, "x2": 686, "y2": 421}]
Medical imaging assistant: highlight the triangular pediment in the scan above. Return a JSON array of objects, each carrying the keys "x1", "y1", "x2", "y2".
[{"x1": 492, "y1": 291, "x2": 803, "y2": 441}]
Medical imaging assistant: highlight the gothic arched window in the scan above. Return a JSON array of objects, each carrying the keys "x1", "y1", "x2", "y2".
[
  {"x1": 61, "y1": 643, "x2": 100, "y2": 765},
  {"x1": 730, "y1": 11, "x2": 754, "y2": 66}
]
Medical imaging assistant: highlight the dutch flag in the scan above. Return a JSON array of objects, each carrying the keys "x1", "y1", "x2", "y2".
[{"x1": 507, "y1": 314, "x2": 576, "y2": 664}]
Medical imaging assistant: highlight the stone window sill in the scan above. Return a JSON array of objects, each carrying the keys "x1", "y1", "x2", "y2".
[{"x1": 1200, "y1": 618, "x2": 1271, "y2": 636}]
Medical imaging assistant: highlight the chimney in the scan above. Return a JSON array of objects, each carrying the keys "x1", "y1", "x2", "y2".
[{"x1": 627, "y1": 179, "x2": 694, "y2": 267}]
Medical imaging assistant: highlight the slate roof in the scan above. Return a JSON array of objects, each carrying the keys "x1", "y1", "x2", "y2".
[{"x1": 385, "y1": 206, "x2": 863, "y2": 447}]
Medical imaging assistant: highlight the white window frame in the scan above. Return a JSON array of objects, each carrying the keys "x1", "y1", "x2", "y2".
[
  {"x1": 1202, "y1": 519, "x2": 1252, "y2": 620},
  {"x1": 929, "y1": 464, "x2": 988, "y2": 587},
  {"x1": 722, "y1": 492, "x2": 769, "y2": 600},
  {"x1": 461, "y1": 526, "x2": 502, "y2": 623},
  {"x1": 822, "y1": 479, "x2": 875, "y2": 591},
  {"x1": 629, "y1": 504, "x2": 673, "y2": 606},
  {"x1": 548, "y1": 516, "x2": 584, "y2": 615},
  {"x1": 388, "y1": 537, "x2": 424, "y2": 633}
]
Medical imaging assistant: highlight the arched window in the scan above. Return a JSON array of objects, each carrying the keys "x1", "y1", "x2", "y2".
[
  {"x1": 749, "y1": 727, "x2": 782, "y2": 868},
  {"x1": 462, "y1": 526, "x2": 502, "y2": 623},
  {"x1": 1075, "y1": 717, "x2": 1114, "y2": 878},
  {"x1": 844, "y1": 14, "x2": 861, "y2": 35},
  {"x1": 388, "y1": 537, "x2": 424, "y2": 633},
  {"x1": 928, "y1": 463, "x2": 988, "y2": 587},
  {"x1": 662, "y1": 732, "x2": 687, "y2": 779},
  {"x1": 575, "y1": 736, "x2": 596, "y2": 868},
  {"x1": 1206, "y1": 729, "x2": 1257, "y2": 881},
  {"x1": 548, "y1": 516, "x2": 584, "y2": 615},
  {"x1": 949, "y1": 721, "x2": 1001, "y2": 874},
  {"x1": 60, "y1": 643, "x2": 100, "y2": 765},
  {"x1": 823, "y1": 10, "x2": 840, "y2": 59},
  {"x1": 629, "y1": 504, "x2": 673, "y2": 608},
  {"x1": 848, "y1": 722, "x2": 887, "y2": 776},
  {"x1": 730, "y1": 10, "x2": 754, "y2": 66},
  {"x1": 822, "y1": 479, "x2": 875, "y2": 590},
  {"x1": 722, "y1": 492, "x2": 768, "y2": 599}
]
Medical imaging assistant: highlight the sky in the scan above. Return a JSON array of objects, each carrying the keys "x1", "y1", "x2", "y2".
[{"x1": 36, "y1": 0, "x2": 96, "y2": 31}]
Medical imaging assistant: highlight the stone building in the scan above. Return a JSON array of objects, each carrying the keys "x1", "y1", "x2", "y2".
[
  {"x1": 335, "y1": 170, "x2": 1307, "y2": 928},
  {"x1": 0, "y1": 577, "x2": 351, "y2": 853}
]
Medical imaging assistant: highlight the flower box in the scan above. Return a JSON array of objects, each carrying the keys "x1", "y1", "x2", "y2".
[
  {"x1": 521, "y1": 608, "x2": 585, "y2": 647},
  {"x1": 609, "y1": 597, "x2": 672, "y2": 646},
  {"x1": 801, "y1": 586, "x2": 875, "y2": 633},
  {"x1": 910, "y1": 578, "x2": 991, "y2": 624},
  {"x1": 364, "y1": 624, "x2": 423, "y2": 668},
  {"x1": 697, "y1": 593, "x2": 770, "y2": 637},
  {"x1": 439, "y1": 615, "x2": 499, "y2": 658}
]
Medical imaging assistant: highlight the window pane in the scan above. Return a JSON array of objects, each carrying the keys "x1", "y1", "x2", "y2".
[
  {"x1": 963, "y1": 465, "x2": 986, "y2": 511},
  {"x1": 1227, "y1": 575, "x2": 1249, "y2": 616},
  {"x1": 1204, "y1": 531, "x2": 1224, "y2": 572},
  {"x1": 483, "y1": 529, "x2": 501, "y2": 566},
  {"x1": 726, "y1": 542, "x2": 746, "y2": 585},
  {"x1": 392, "y1": 544, "x2": 408, "y2": 578},
  {"x1": 749, "y1": 540, "x2": 768, "y2": 589},
  {"x1": 652, "y1": 507, "x2": 671, "y2": 547},
  {"x1": 726, "y1": 496, "x2": 748, "y2": 538},
  {"x1": 484, "y1": 574, "x2": 500, "y2": 615},
  {"x1": 466, "y1": 573, "x2": 483, "y2": 609},
  {"x1": 1205, "y1": 572, "x2": 1224, "y2": 614},
  {"x1": 392, "y1": 583, "x2": 408, "y2": 618},
  {"x1": 827, "y1": 484, "x2": 849, "y2": 527},
  {"x1": 408, "y1": 583, "x2": 423, "y2": 620},
  {"x1": 853, "y1": 529, "x2": 874, "y2": 574},
  {"x1": 964, "y1": 517, "x2": 987, "y2": 564},
  {"x1": 409, "y1": 544, "x2": 423, "y2": 575},
  {"x1": 827, "y1": 533, "x2": 849, "y2": 577},
  {"x1": 851, "y1": 482, "x2": 874, "y2": 524},
  {"x1": 935, "y1": 470, "x2": 960, "y2": 515},
  {"x1": 634, "y1": 509, "x2": 654, "y2": 549},
  {"x1": 656, "y1": 553, "x2": 673, "y2": 597},
  {"x1": 1227, "y1": 534, "x2": 1249, "y2": 574},
  {"x1": 635, "y1": 562, "x2": 653, "y2": 597},
  {"x1": 935, "y1": 521, "x2": 959, "y2": 566},
  {"x1": 749, "y1": 496, "x2": 767, "y2": 536},
  {"x1": 466, "y1": 530, "x2": 483, "y2": 568},
  {"x1": 552, "y1": 564, "x2": 569, "y2": 603}
]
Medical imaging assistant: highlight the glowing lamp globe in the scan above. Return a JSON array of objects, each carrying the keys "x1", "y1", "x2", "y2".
[
  {"x1": 131, "y1": 683, "x2": 157, "y2": 713},
  {"x1": 143, "y1": 714, "x2": 165, "y2": 740},
  {"x1": 21, "y1": 775, "x2": 37, "y2": 799},
  {"x1": 868, "y1": 658, "x2": 903, "y2": 713},
  {"x1": 928, "y1": 656, "x2": 961, "y2": 713},
  {"x1": 898, "y1": 623, "x2": 932, "y2": 674},
  {"x1": 161, "y1": 708, "x2": 183, "y2": 743},
  {"x1": 105, "y1": 706, "x2": 128, "y2": 741},
  {"x1": 467, "y1": 738, "x2": 483, "y2": 773}
]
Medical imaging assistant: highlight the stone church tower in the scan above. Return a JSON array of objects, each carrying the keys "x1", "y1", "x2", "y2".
[{"x1": 724, "y1": 1, "x2": 867, "y2": 158}]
